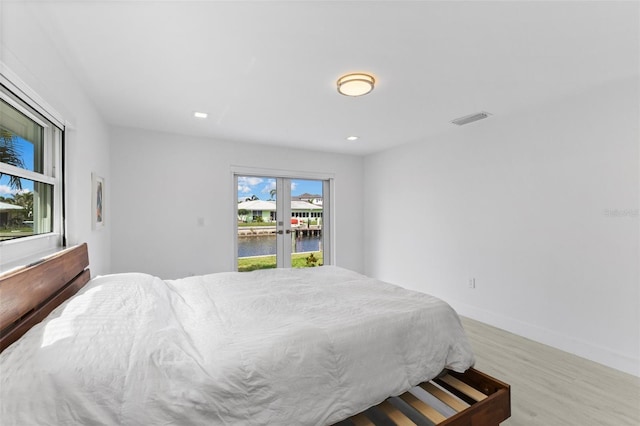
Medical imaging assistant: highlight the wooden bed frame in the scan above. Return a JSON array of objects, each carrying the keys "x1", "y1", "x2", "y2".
[
  {"x1": 334, "y1": 368, "x2": 510, "y2": 426},
  {"x1": 0, "y1": 243, "x2": 510, "y2": 426}
]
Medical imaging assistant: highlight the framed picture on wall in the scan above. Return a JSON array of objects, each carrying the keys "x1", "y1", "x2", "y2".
[{"x1": 92, "y1": 173, "x2": 105, "y2": 230}]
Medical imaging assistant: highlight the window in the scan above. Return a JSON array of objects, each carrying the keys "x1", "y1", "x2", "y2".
[{"x1": 0, "y1": 83, "x2": 63, "y2": 266}]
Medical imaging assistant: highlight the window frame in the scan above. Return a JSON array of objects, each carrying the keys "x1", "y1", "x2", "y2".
[{"x1": 0, "y1": 76, "x2": 65, "y2": 271}]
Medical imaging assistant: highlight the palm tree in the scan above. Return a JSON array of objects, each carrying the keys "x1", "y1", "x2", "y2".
[
  {"x1": 0, "y1": 129, "x2": 25, "y2": 190},
  {"x1": 13, "y1": 191, "x2": 33, "y2": 219}
]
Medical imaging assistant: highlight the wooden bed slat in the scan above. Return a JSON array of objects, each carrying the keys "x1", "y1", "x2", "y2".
[
  {"x1": 0, "y1": 244, "x2": 90, "y2": 352},
  {"x1": 378, "y1": 400, "x2": 417, "y2": 426},
  {"x1": 438, "y1": 374, "x2": 488, "y2": 402},
  {"x1": 419, "y1": 382, "x2": 470, "y2": 413},
  {"x1": 399, "y1": 392, "x2": 447, "y2": 423},
  {"x1": 350, "y1": 413, "x2": 375, "y2": 426},
  {"x1": 437, "y1": 369, "x2": 511, "y2": 426}
]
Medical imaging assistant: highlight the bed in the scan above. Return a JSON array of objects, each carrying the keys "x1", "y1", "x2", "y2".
[{"x1": 0, "y1": 243, "x2": 510, "y2": 425}]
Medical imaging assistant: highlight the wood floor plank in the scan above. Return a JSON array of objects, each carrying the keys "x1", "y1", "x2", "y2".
[{"x1": 461, "y1": 317, "x2": 640, "y2": 426}]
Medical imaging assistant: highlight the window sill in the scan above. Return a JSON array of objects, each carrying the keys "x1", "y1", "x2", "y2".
[{"x1": 0, "y1": 234, "x2": 63, "y2": 275}]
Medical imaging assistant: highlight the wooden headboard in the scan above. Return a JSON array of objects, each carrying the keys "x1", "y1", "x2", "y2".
[{"x1": 0, "y1": 243, "x2": 90, "y2": 352}]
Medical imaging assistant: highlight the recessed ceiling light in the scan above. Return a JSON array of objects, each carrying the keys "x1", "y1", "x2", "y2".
[
  {"x1": 337, "y1": 73, "x2": 375, "y2": 97},
  {"x1": 346, "y1": 136, "x2": 359, "y2": 141},
  {"x1": 194, "y1": 112, "x2": 208, "y2": 119}
]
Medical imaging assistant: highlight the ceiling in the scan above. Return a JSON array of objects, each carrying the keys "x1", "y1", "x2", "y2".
[{"x1": 8, "y1": 1, "x2": 639, "y2": 156}]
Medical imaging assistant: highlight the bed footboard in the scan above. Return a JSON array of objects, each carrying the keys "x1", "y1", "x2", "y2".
[{"x1": 335, "y1": 368, "x2": 510, "y2": 426}]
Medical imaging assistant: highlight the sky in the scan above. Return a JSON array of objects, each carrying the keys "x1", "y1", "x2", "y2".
[
  {"x1": 237, "y1": 176, "x2": 322, "y2": 201},
  {"x1": 0, "y1": 136, "x2": 35, "y2": 198}
]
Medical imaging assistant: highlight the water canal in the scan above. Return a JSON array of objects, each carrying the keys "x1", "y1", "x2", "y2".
[{"x1": 238, "y1": 235, "x2": 322, "y2": 257}]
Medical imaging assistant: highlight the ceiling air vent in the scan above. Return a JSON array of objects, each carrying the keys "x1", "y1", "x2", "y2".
[{"x1": 451, "y1": 111, "x2": 492, "y2": 126}]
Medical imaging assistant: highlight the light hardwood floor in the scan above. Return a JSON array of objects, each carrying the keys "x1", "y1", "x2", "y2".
[{"x1": 461, "y1": 317, "x2": 640, "y2": 426}]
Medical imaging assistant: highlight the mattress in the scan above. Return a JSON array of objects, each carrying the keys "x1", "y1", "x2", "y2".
[{"x1": 0, "y1": 266, "x2": 474, "y2": 425}]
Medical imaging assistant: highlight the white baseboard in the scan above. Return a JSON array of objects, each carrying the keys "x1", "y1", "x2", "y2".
[{"x1": 451, "y1": 300, "x2": 640, "y2": 377}]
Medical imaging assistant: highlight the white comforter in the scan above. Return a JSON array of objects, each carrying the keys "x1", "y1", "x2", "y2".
[{"x1": 0, "y1": 266, "x2": 474, "y2": 425}]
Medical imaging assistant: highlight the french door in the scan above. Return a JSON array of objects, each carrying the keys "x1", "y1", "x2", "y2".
[{"x1": 235, "y1": 173, "x2": 330, "y2": 271}]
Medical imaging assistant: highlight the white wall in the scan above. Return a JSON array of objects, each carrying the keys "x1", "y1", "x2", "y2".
[
  {"x1": 363, "y1": 77, "x2": 639, "y2": 376},
  {"x1": 1, "y1": 2, "x2": 112, "y2": 275},
  {"x1": 109, "y1": 127, "x2": 364, "y2": 279}
]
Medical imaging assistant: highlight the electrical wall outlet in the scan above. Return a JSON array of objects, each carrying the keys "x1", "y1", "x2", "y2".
[{"x1": 469, "y1": 278, "x2": 476, "y2": 289}]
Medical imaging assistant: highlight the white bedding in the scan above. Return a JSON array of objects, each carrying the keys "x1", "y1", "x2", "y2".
[{"x1": 0, "y1": 266, "x2": 474, "y2": 425}]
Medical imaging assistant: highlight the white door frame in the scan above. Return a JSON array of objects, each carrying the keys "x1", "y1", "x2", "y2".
[{"x1": 232, "y1": 166, "x2": 334, "y2": 271}]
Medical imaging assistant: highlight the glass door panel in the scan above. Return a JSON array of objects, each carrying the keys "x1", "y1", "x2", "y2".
[
  {"x1": 237, "y1": 176, "x2": 277, "y2": 271},
  {"x1": 290, "y1": 179, "x2": 323, "y2": 268}
]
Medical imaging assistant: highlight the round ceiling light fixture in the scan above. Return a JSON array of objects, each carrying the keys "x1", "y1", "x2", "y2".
[{"x1": 337, "y1": 73, "x2": 375, "y2": 97}]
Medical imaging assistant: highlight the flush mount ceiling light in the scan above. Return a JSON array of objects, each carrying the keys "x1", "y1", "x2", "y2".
[
  {"x1": 337, "y1": 73, "x2": 375, "y2": 97},
  {"x1": 346, "y1": 136, "x2": 359, "y2": 141},
  {"x1": 194, "y1": 111, "x2": 208, "y2": 119}
]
